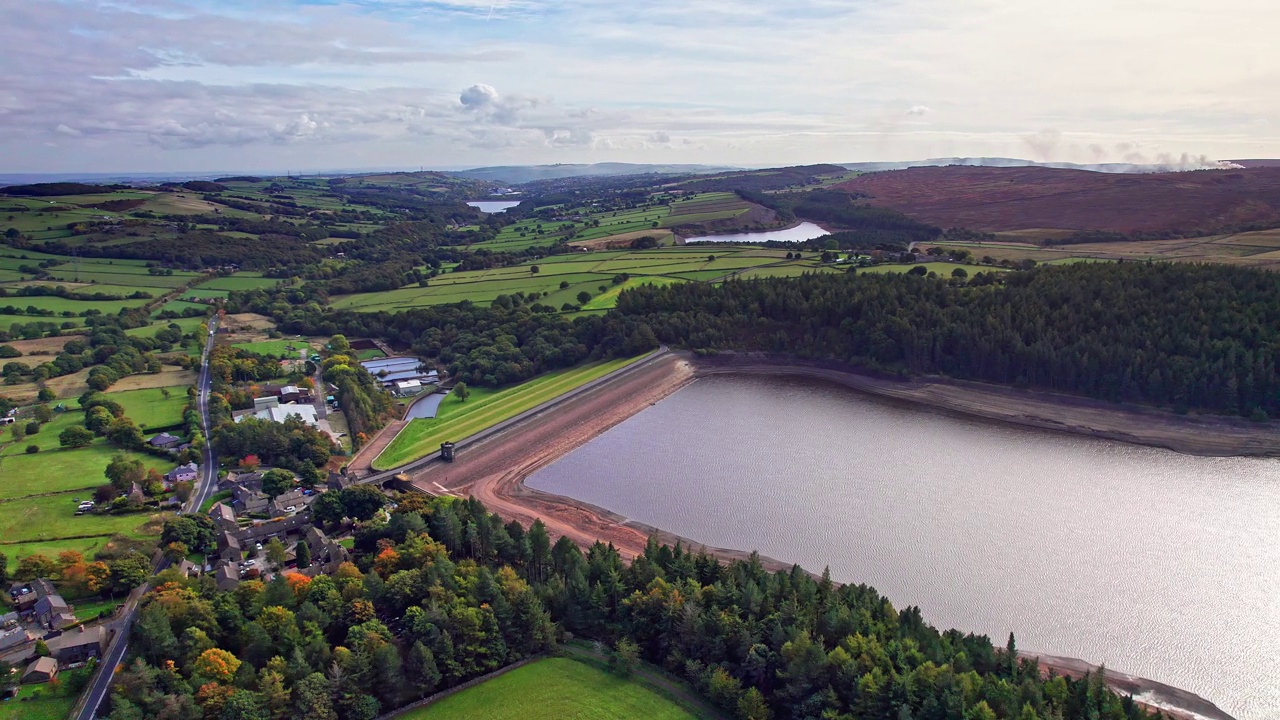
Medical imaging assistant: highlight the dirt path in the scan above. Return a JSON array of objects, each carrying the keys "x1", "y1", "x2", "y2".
[{"x1": 347, "y1": 419, "x2": 408, "y2": 476}]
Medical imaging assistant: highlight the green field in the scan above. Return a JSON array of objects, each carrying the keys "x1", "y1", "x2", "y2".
[
  {"x1": 125, "y1": 315, "x2": 206, "y2": 340},
  {"x1": 110, "y1": 386, "x2": 190, "y2": 429},
  {"x1": 197, "y1": 274, "x2": 280, "y2": 291},
  {"x1": 581, "y1": 277, "x2": 683, "y2": 310},
  {"x1": 0, "y1": 444, "x2": 171, "y2": 500},
  {"x1": 331, "y1": 247, "x2": 822, "y2": 313},
  {"x1": 373, "y1": 355, "x2": 646, "y2": 470},
  {"x1": 232, "y1": 339, "x2": 310, "y2": 357},
  {"x1": 0, "y1": 294, "x2": 149, "y2": 315},
  {"x1": 0, "y1": 684, "x2": 77, "y2": 720},
  {"x1": 402, "y1": 657, "x2": 699, "y2": 720}
]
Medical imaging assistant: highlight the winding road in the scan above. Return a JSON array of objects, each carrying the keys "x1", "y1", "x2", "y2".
[{"x1": 74, "y1": 315, "x2": 220, "y2": 720}]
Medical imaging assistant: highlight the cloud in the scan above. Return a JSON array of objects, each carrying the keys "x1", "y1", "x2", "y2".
[{"x1": 4, "y1": 0, "x2": 1280, "y2": 171}]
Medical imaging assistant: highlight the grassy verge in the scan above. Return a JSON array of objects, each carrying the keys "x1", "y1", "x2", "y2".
[
  {"x1": 398, "y1": 657, "x2": 699, "y2": 720},
  {"x1": 372, "y1": 355, "x2": 645, "y2": 470},
  {"x1": 0, "y1": 683, "x2": 77, "y2": 720},
  {"x1": 199, "y1": 489, "x2": 232, "y2": 514},
  {"x1": 71, "y1": 596, "x2": 123, "y2": 622}
]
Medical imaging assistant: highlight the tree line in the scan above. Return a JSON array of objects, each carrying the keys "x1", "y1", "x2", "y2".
[
  {"x1": 614, "y1": 262, "x2": 1280, "y2": 417},
  {"x1": 107, "y1": 494, "x2": 1160, "y2": 720}
]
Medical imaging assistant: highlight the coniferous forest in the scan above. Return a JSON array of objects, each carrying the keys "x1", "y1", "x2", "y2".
[
  {"x1": 109, "y1": 495, "x2": 1153, "y2": 720},
  {"x1": 615, "y1": 262, "x2": 1280, "y2": 417}
]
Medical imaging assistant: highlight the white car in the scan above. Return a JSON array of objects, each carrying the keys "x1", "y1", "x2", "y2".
[
  {"x1": 255, "y1": 542, "x2": 263, "y2": 551},
  {"x1": 240, "y1": 559, "x2": 256, "y2": 567}
]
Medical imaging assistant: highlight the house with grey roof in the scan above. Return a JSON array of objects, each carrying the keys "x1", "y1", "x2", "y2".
[
  {"x1": 232, "y1": 485, "x2": 269, "y2": 515},
  {"x1": 148, "y1": 432, "x2": 183, "y2": 451},
  {"x1": 209, "y1": 502, "x2": 238, "y2": 533},
  {"x1": 46, "y1": 625, "x2": 105, "y2": 664},
  {"x1": 166, "y1": 462, "x2": 198, "y2": 484}
]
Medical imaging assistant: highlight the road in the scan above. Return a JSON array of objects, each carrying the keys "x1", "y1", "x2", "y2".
[{"x1": 74, "y1": 315, "x2": 220, "y2": 720}]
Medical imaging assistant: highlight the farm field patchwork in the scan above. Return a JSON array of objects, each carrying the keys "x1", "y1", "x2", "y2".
[
  {"x1": 332, "y1": 247, "x2": 814, "y2": 312},
  {"x1": 373, "y1": 355, "x2": 646, "y2": 469},
  {"x1": 399, "y1": 657, "x2": 700, "y2": 720}
]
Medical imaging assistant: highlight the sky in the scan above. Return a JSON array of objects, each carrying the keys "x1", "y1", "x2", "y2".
[{"x1": 2, "y1": 0, "x2": 1278, "y2": 173}]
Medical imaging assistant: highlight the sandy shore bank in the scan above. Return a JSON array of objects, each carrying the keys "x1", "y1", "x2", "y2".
[
  {"x1": 698, "y1": 354, "x2": 1277, "y2": 457},
  {"x1": 405, "y1": 353, "x2": 1248, "y2": 719}
]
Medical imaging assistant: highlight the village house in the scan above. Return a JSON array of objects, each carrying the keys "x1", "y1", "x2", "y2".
[
  {"x1": 0, "y1": 626, "x2": 31, "y2": 652},
  {"x1": 8, "y1": 578, "x2": 57, "y2": 613},
  {"x1": 232, "y1": 485, "x2": 269, "y2": 515},
  {"x1": 46, "y1": 625, "x2": 106, "y2": 665},
  {"x1": 218, "y1": 531, "x2": 244, "y2": 564},
  {"x1": 301, "y1": 526, "x2": 351, "y2": 574},
  {"x1": 34, "y1": 590, "x2": 74, "y2": 630},
  {"x1": 147, "y1": 432, "x2": 183, "y2": 451},
  {"x1": 209, "y1": 502, "x2": 238, "y2": 534},
  {"x1": 166, "y1": 462, "x2": 199, "y2": 485},
  {"x1": 269, "y1": 489, "x2": 314, "y2": 517},
  {"x1": 213, "y1": 561, "x2": 240, "y2": 592}
]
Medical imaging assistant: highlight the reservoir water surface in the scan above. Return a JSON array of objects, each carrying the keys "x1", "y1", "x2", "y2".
[
  {"x1": 467, "y1": 200, "x2": 521, "y2": 213},
  {"x1": 684, "y1": 221, "x2": 829, "y2": 243},
  {"x1": 526, "y1": 374, "x2": 1280, "y2": 720}
]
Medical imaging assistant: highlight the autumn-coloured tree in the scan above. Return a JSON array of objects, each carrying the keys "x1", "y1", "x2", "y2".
[
  {"x1": 240, "y1": 454, "x2": 260, "y2": 471},
  {"x1": 283, "y1": 572, "x2": 311, "y2": 601},
  {"x1": 193, "y1": 647, "x2": 241, "y2": 683},
  {"x1": 195, "y1": 682, "x2": 235, "y2": 717},
  {"x1": 348, "y1": 598, "x2": 375, "y2": 625},
  {"x1": 164, "y1": 542, "x2": 189, "y2": 563},
  {"x1": 15, "y1": 553, "x2": 56, "y2": 581},
  {"x1": 84, "y1": 562, "x2": 112, "y2": 595},
  {"x1": 372, "y1": 547, "x2": 400, "y2": 579}
]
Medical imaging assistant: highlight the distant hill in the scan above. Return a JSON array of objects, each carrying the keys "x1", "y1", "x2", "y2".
[
  {"x1": 834, "y1": 165, "x2": 1280, "y2": 234},
  {"x1": 839, "y1": 156, "x2": 1242, "y2": 174},
  {"x1": 450, "y1": 163, "x2": 740, "y2": 184},
  {"x1": 1230, "y1": 159, "x2": 1280, "y2": 168}
]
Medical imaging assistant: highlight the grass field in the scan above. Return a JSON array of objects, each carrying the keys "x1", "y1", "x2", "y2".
[
  {"x1": 402, "y1": 657, "x2": 699, "y2": 720},
  {"x1": 0, "y1": 684, "x2": 77, "y2": 720},
  {"x1": 373, "y1": 355, "x2": 646, "y2": 469},
  {"x1": 197, "y1": 274, "x2": 280, "y2": 291},
  {"x1": 331, "y1": 247, "x2": 823, "y2": 313},
  {"x1": 231, "y1": 339, "x2": 310, "y2": 357},
  {"x1": 581, "y1": 277, "x2": 683, "y2": 310},
  {"x1": 110, "y1": 386, "x2": 189, "y2": 429},
  {"x1": 0, "y1": 445, "x2": 172, "y2": 499}
]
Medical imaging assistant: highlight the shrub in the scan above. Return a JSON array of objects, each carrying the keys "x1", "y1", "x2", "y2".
[{"x1": 25, "y1": 444, "x2": 38, "y2": 454}]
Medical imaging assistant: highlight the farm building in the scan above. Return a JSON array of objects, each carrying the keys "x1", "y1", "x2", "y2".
[
  {"x1": 235, "y1": 402, "x2": 320, "y2": 428},
  {"x1": 147, "y1": 432, "x2": 183, "y2": 450},
  {"x1": 22, "y1": 657, "x2": 58, "y2": 684},
  {"x1": 360, "y1": 356, "x2": 438, "y2": 389}
]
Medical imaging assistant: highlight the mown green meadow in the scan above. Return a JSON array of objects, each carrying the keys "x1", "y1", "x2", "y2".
[
  {"x1": 400, "y1": 657, "x2": 701, "y2": 720},
  {"x1": 373, "y1": 355, "x2": 645, "y2": 469}
]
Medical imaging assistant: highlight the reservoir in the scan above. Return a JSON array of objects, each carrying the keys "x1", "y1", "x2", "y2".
[
  {"x1": 526, "y1": 374, "x2": 1279, "y2": 720},
  {"x1": 467, "y1": 200, "x2": 521, "y2": 213},
  {"x1": 684, "y1": 221, "x2": 829, "y2": 243}
]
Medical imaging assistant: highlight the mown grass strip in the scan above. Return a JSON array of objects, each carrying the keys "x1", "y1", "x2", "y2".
[{"x1": 372, "y1": 355, "x2": 645, "y2": 470}]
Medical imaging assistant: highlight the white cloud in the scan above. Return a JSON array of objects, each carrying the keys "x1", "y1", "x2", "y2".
[{"x1": 2, "y1": 0, "x2": 1278, "y2": 171}]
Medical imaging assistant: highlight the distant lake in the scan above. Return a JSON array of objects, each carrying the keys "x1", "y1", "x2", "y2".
[
  {"x1": 528, "y1": 374, "x2": 1280, "y2": 720},
  {"x1": 684, "y1": 221, "x2": 829, "y2": 243},
  {"x1": 467, "y1": 201, "x2": 521, "y2": 213}
]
